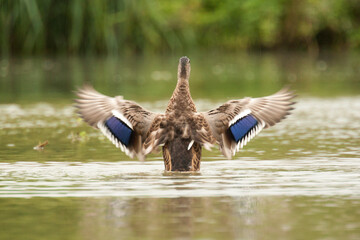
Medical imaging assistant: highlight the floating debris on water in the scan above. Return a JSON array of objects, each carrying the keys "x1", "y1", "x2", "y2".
[{"x1": 33, "y1": 140, "x2": 48, "y2": 150}]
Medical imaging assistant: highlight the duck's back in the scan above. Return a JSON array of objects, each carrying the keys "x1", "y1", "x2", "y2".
[{"x1": 160, "y1": 56, "x2": 210, "y2": 171}]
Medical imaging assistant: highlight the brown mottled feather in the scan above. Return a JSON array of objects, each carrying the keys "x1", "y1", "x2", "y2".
[
  {"x1": 191, "y1": 142, "x2": 202, "y2": 171},
  {"x1": 162, "y1": 144, "x2": 172, "y2": 171}
]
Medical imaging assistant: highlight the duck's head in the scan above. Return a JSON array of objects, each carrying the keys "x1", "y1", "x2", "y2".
[{"x1": 178, "y1": 56, "x2": 191, "y2": 80}]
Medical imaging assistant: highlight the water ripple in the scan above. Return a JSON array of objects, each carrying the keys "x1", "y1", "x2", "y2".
[{"x1": 1, "y1": 158, "x2": 359, "y2": 198}]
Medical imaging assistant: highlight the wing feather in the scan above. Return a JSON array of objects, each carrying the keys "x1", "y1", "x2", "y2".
[
  {"x1": 202, "y1": 88, "x2": 295, "y2": 159},
  {"x1": 75, "y1": 85, "x2": 162, "y2": 160}
]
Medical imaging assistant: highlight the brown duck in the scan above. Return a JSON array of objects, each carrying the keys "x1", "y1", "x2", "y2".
[{"x1": 76, "y1": 56, "x2": 295, "y2": 171}]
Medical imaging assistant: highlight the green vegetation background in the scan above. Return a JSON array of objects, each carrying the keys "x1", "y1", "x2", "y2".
[{"x1": 1, "y1": 0, "x2": 360, "y2": 56}]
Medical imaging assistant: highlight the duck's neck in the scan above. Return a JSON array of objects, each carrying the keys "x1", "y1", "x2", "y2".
[{"x1": 166, "y1": 78, "x2": 196, "y2": 113}]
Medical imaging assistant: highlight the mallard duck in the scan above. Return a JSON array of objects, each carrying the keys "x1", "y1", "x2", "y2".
[{"x1": 75, "y1": 56, "x2": 295, "y2": 171}]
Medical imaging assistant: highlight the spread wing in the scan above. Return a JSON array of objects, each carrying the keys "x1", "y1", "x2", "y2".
[
  {"x1": 75, "y1": 85, "x2": 163, "y2": 160},
  {"x1": 202, "y1": 88, "x2": 295, "y2": 159}
]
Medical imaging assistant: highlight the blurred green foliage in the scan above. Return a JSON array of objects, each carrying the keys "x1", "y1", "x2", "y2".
[{"x1": 1, "y1": 0, "x2": 360, "y2": 56}]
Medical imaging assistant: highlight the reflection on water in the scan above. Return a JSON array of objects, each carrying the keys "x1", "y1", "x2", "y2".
[
  {"x1": 1, "y1": 196, "x2": 359, "y2": 240},
  {"x1": 1, "y1": 94, "x2": 360, "y2": 238},
  {"x1": 1, "y1": 53, "x2": 360, "y2": 103}
]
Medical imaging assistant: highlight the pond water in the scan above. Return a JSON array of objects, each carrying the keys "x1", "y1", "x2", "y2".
[{"x1": 0, "y1": 53, "x2": 360, "y2": 239}]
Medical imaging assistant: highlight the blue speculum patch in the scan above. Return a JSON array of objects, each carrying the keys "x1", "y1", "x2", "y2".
[
  {"x1": 230, "y1": 114, "x2": 258, "y2": 142},
  {"x1": 105, "y1": 116, "x2": 132, "y2": 146}
]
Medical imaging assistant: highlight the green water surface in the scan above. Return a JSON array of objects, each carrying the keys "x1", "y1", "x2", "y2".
[{"x1": 0, "y1": 53, "x2": 360, "y2": 240}]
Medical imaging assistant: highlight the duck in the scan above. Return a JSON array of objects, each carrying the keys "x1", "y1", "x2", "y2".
[{"x1": 75, "y1": 56, "x2": 295, "y2": 171}]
